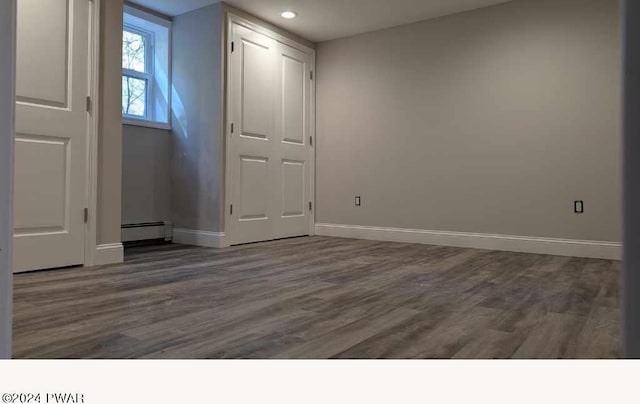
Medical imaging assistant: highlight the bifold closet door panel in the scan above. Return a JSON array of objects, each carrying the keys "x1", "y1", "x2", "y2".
[
  {"x1": 229, "y1": 24, "x2": 279, "y2": 245},
  {"x1": 272, "y1": 42, "x2": 312, "y2": 240}
]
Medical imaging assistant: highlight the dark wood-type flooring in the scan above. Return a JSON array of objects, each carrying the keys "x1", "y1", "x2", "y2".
[{"x1": 13, "y1": 236, "x2": 621, "y2": 358}]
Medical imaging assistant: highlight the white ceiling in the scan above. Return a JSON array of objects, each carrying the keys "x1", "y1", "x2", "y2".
[
  {"x1": 130, "y1": 0, "x2": 512, "y2": 42},
  {"x1": 129, "y1": 0, "x2": 219, "y2": 18}
]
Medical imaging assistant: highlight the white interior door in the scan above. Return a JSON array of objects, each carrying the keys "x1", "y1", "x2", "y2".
[
  {"x1": 229, "y1": 23, "x2": 313, "y2": 245},
  {"x1": 13, "y1": 0, "x2": 90, "y2": 272}
]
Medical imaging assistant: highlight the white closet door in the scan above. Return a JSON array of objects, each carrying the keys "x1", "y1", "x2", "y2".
[
  {"x1": 229, "y1": 24, "x2": 279, "y2": 245},
  {"x1": 272, "y1": 42, "x2": 312, "y2": 240},
  {"x1": 13, "y1": 0, "x2": 89, "y2": 272},
  {"x1": 229, "y1": 23, "x2": 312, "y2": 245}
]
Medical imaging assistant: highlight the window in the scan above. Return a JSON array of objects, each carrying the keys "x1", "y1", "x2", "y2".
[
  {"x1": 122, "y1": 6, "x2": 171, "y2": 128},
  {"x1": 122, "y1": 29, "x2": 150, "y2": 117}
]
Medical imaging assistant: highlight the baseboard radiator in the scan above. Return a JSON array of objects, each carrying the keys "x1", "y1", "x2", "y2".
[{"x1": 121, "y1": 221, "x2": 173, "y2": 243}]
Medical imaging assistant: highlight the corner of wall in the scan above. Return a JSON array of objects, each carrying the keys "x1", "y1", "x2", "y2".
[
  {"x1": 169, "y1": 4, "x2": 225, "y2": 241},
  {"x1": 97, "y1": 0, "x2": 123, "y2": 245}
]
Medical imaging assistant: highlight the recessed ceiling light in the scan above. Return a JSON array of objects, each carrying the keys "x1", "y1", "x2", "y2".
[{"x1": 281, "y1": 11, "x2": 297, "y2": 19}]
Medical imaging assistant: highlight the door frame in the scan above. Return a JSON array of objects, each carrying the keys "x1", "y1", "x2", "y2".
[
  {"x1": 82, "y1": 0, "x2": 102, "y2": 267},
  {"x1": 223, "y1": 12, "x2": 316, "y2": 246}
]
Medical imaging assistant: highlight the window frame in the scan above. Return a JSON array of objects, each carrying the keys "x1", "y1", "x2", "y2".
[
  {"x1": 122, "y1": 5, "x2": 172, "y2": 130},
  {"x1": 122, "y1": 25, "x2": 154, "y2": 121}
]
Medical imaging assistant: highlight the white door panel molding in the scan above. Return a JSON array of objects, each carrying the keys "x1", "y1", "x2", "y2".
[{"x1": 227, "y1": 19, "x2": 315, "y2": 245}]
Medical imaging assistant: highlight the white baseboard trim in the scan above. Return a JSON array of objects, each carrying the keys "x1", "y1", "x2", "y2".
[
  {"x1": 315, "y1": 223, "x2": 622, "y2": 260},
  {"x1": 93, "y1": 243, "x2": 124, "y2": 266},
  {"x1": 172, "y1": 228, "x2": 229, "y2": 248}
]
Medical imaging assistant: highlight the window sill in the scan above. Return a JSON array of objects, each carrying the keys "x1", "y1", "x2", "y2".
[{"x1": 123, "y1": 118, "x2": 172, "y2": 131}]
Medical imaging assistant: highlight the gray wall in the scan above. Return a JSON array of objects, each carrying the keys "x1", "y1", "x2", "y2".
[
  {"x1": 98, "y1": 0, "x2": 123, "y2": 245},
  {"x1": 623, "y1": 0, "x2": 640, "y2": 358},
  {"x1": 0, "y1": 0, "x2": 15, "y2": 359},
  {"x1": 316, "y1": 0, "x2": 622, "y2": 242},
  {"x1": 122, "y1": 125, "x2": 172, "y2": 225},
  {"x1": 171, "y1": 3, "x2": 224, "y2": 232}
]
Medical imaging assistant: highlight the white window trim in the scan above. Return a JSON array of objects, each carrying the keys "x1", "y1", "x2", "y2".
[
  {"x1": 122, "y1": 4, "x2": 172, "y2": 130},
  {"x1": 125, "y1": 4, "x2": 172, "y2": 28},
  {"x1": 123, "y1": 118, "x2": 172, "y2": 130}
]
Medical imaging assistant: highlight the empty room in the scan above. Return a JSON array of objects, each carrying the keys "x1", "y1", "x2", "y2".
[{"x1": 3, "y1": 0, "x2": 640, "y2": 372}]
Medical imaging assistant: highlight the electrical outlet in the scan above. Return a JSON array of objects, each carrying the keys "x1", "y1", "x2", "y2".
[
  {"x1": 355, "y1": 196, "x2": 361, "y2": 207},
  {"x1": 574, "y1": 201, "x2": 584, "y2": 214}
]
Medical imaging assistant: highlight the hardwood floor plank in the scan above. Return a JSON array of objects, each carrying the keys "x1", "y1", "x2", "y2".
[
  {"x1": 511, "y1": 313, "x2": 587, "y2": 359},
  {"x1": 12, "y1": 236, "x2": 621, "y2": 359},
  {"x1": 273, "y1": 306, "x2": 421, "y2": 359}
]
